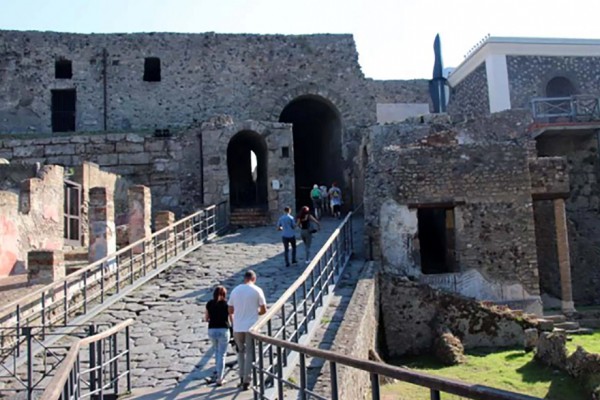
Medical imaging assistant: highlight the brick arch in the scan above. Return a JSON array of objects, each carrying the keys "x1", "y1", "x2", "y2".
[
  {"x1": 539, "y1": 71, "x2": 579, "y2": 98},
  {"x1": 268, "y1": 84, "x2": 350, "y2": 124},
  {"x1": 277, "y1": 86, "x2": 347, "y2": 208}
]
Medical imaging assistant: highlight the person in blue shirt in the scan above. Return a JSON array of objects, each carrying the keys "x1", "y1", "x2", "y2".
[{"x1": 277, "y1": 206, "x2": 297, "y2": 267}]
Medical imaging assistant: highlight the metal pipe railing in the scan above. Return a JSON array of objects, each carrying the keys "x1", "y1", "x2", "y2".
[
  {"x1": 249, "y1": 210, "x2": 541, "y2": 400},
  {"x1": 39, "y1": 319, "x2": 134, "y2": 400},
  {"x1": 0, "y1": 201, "x2": 228, "y2": 372}
]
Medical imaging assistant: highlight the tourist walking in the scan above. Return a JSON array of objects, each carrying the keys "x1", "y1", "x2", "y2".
[
  {"x1": 329, "y1": 182, "x2": 343, "y2": 219},
  {"x1": 205, "y1": 285, "x2": 231, "y2": 386},
  {"x1": 320, "y1": 184, "x2": 329, "y2": 216},
  {"x1": 310, "y1": 184, "x2": 323, "y2": 219},
  {"x1": 228, "y1": 270, "x2": 267, "y2": 391},
  {"x1": 297, "y1": 206, "x2": 321, "y2": 263},
  {"x1": 277, "y1": 206, "x2": 297, "y2": 267}
]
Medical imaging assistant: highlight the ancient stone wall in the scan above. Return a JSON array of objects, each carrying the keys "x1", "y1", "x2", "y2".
[
  {"x1": 0, "y1": 132, "x2": 196, "y2": 215},
  {"x1": 447, "y1": 63, "x2": 489, "y2": 116},
  {"x1": 201, "y1": 117, "x2": 295, "y2": 222},
  {"x1": 379, "y1": 273, "x2": 536, "y2": 358},
  {"x1": 0, "y1": 31, "x2": 372, "y2": 133},
  {"x1": 322, "y1": 261, "x2": 378, "y2": 400},
  {"x1": 507, "y1": 56, "x2": 600, "y2": 108},
  {"x1": 536, "y1": 132, "x2": 600, "y2": 305},
  {"x1": 0, "y1": 30, "x2": 375, "y2": 203},
  {"x1": 365, "y1": 140, "x2": 540, "y2": 297},
  {"x1": 0, "y1": 165, "x2": 64, "y2": 276},
  {"x1": 72, "y1": 162, "x2": 130, "y2": 246},
  {"x1": 368, "y1": 79, "x2": 431, "y2": 105}
]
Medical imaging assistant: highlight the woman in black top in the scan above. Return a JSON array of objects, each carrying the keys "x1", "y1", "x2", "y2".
[
  {"x1": 205, "y1": 285, "x2": 231, "y2": 386},
  {"x1": 296, "y1": 206, "x2": 321, "y2": 263}
]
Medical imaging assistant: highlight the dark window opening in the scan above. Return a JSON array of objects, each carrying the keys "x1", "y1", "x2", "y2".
[
  {"x1": 143, "y1": 57, "x2": 161, "y2": 82},
  {"x1": 55, "y1": 59, "x2": 72, "y2": 79},
  {"x1": 281, "y1": 146, "x2": 289, "y2": 158},
  {"x1": 417, "y1": 207, "x2": 457, "y2": 274},
  {"x1": 51, "y1": 89, "x2": 76, "y2": 132},
  {"x1": 112, "y1": 60, "x2": 120, "y2": 66},
  {"x1": 546, "y1": 76, "x2": 576, "y2": 98}
]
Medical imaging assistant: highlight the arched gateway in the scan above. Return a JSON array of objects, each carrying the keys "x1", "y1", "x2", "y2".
[
  {"x1": 227, "y1": 130, "x2": 268, "y2": 210},
  {"x1": 279, "y1": 95, "x2": 343, "y2": 208}
]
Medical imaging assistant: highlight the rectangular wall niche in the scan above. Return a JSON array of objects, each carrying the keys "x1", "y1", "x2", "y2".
[
  {"x1": 417, "y1": 207, "x2": 457, "y2": 274},
  {"x1": 143, "y1": 57, "x2": 161, "y2": 82},
  {"x1": 55, "y1": 59, "x2": 72, "y2": 79},
  {"x1": 51, "y1": 89, "x2": 76, "y2": 132}
]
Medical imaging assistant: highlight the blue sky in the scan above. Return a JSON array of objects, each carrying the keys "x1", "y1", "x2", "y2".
[{"x1": 1, "y1": 0, "x2": 599, "y2": 79}]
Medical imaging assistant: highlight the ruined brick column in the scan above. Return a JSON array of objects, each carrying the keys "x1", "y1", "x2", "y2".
[
  {"x1": 554, "y1": 198, "x2": 575, "y2": 314},
  {"x1": 155, "y1": 211, "x2": 175, "y2": 257},
  {"x1": 88, "y1": 187, "x2": 116, "y2": 263},
  {"x1": 128, "y1": 185, "x2": 152, "y2": 253},
  {"x1": 28, "y1": 250, "x2": 65, "y2": 284}
]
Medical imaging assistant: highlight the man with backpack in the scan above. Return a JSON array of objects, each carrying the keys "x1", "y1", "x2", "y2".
[{"x1": 328, "y1": 182, "x2": 342, "y2": 219}]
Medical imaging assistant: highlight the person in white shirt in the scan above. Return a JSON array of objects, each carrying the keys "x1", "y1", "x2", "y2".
[{"x1": 228, "y1": 270, "x2": 267, "y2": 390}]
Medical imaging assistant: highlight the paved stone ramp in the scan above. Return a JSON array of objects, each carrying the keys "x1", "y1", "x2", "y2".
[{"x1": 81, "y1": 217, "x2": 361, "y2": 399}]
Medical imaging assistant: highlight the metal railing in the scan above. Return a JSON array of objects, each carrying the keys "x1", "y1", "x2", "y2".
[
  {"x1": 0, "y1": 201, "x2": 228, "y2": 371},
  {"x1": 39, "y1": 319, "x2": 134, "y2": 400},
  {"x1": 531, "y1": 95, "x2": 600, "y2": 122},
  {"x1": 248, "y1": 212, "x2": 541, "y2": 400}
]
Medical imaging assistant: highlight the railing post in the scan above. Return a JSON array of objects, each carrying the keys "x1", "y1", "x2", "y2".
[
  {"x1": 276, "y1": 346, "x2": 284, "y2": 400},
  {"x1": 142, "y1": 240, "x2": 147, "y2": 276},
  {"x1": 112, "y1": 332, "x2": 119, "y2": 395},
  {"x1": 267, "y1": 320, "x2": 274, "y2": 368},
  {"x1": 89, "y1": 324, "x2": 97, "y2": 394},
  {"x1": 41, "y1": 292, "x2": 46, "y2": 340},
  {"x1": 16, "y1": 305, "x2": 21, "y2": 357},
  {"x1": 371, "y1": 373, "x2": 380, "y2": 400},
  {"x1": 129, "y1": 248, "x2": 134, "y2": 284},
  {"x1": 23, "y1": 327, "x2": 33, "y2": 400},
  {"x1": 299, "y1": 353, "x2": 307, "y2": 400},
  {"x1": 330, "y1": 361, "x2": 339, "y2": 400},
  {"x1": 126, "y1": 324, "x2": 132, "y2": 393},
  {"x1": 258, "y1": 340, "x2": 265, "y2": 398},
  {"x1": 100, "y1": 261, "x2": 105, "y2": 303},
  {"x1": 97, "y1": 338, "x2": 104, "y2": 398},
  {"x1": 63, "y1": 280, "x2": 69, "y2": 325},
  {"x1": 83, "y1": 270, "x2": 88, "y2": 314}
]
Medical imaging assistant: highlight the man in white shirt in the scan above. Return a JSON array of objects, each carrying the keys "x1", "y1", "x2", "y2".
[{"x1": 228, "y1": 270, "x2": 267, "y2": 390}]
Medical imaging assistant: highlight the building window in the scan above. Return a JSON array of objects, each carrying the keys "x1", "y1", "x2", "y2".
[
  {"x1": 55, "y1": 59, "x2": 72, "y2": 79},
  {"x1": 546, "y1": 76, "x2": 576, "y2": 98},
  {"x1": 51, "y1": 89, "x2": 76, "y2": 132},
  {"x1": 143, "y1": 57, "x2": 161, "y2": 82},
  {"x1": 417, "y1": 207, "x2": 457, "y2": 274},
  {"x1": 281, "y1": 146, "x2": 289, "y2": 158}
]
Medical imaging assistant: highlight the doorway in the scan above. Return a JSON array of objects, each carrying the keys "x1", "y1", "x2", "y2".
[
  {"x1": 227, "y1": 130, "x2": 268, "y2": 209},
  {"x1": 417, "y1": 207, "x2": 457, "y2": 274},
  {"x1": 279, "y1": 95, "x2": 343, "y2": 208},
  {"x1": 51, "y1": 89, "x2": 76, "y2": 132}
]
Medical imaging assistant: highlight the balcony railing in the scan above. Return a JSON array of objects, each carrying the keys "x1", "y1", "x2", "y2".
[{"x1": 531, "y1": 95, "x2": 600, "y2": 123}]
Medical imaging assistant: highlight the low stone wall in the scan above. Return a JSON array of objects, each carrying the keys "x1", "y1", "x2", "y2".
[
  {"x1": 379, "y1": 273, "x2": 537, "y2": 358},
  {"x1": 322, "y1": 261, "x2": 378, "y2": 400}
]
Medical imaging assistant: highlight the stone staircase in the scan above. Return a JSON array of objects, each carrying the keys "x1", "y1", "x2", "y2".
[
  {"x1": 229, "y1": 207, "x2": 270, "y2": 227},
  {"x1": 536, "y1": 313, "x2": 596, "y2": 335}
]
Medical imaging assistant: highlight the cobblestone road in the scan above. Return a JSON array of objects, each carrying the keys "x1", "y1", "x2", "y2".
[{"x1": 88, "y1": 217, "x2": 352, "y2": 391}]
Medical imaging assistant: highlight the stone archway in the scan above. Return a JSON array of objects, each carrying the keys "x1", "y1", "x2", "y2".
[
  {"x1": 227, "y1": 130, "x2": 268, "y2": 210},
  {"x1": 279, "y1": 95, "x2": 343, "y2": 209}
]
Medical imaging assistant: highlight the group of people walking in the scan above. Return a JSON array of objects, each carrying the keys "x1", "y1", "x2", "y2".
[
  {"x1": 310, "y1": 182, "x2": 343, "y2": 220},
  {"x1": 204, "y1": 270, "x2": 266, "y2": 390},
  {"x1": 203, "y1": 183, "x2": 343, "y2": 391}
]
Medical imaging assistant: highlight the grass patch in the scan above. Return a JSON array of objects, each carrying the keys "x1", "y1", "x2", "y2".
[{"x1": 382, "y1": 331, "x2": 600, "y2": 400}]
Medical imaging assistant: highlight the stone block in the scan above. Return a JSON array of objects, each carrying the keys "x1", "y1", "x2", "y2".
[{"x1": 28, "y1": 250, "x2": 65, "y2": 283}]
